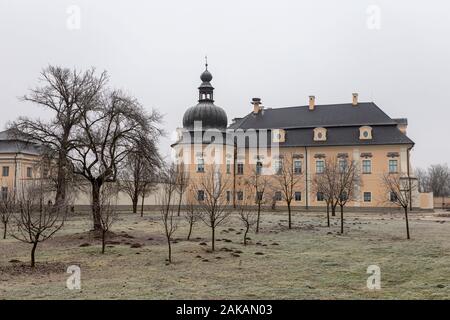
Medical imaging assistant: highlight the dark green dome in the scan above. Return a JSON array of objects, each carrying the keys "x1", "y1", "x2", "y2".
[{"x1": 182, "y1": 64, "x2": 227, "y2": 130}]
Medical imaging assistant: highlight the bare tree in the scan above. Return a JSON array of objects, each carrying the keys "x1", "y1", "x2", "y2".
[
  {"x1": 175, "y1": 162, "x2": 190, "y2": 216},
  {"x1": 139, "y1": 171, "x2": 158, "y2": 217},
  {"x1": 98, "y1": 184, "x2": 118, "y2": 254},
  {"x1": 415, "y1": 167, "x2": 430, "y2": 193},
  {"x1": 11, "y1": 66, "x2": 107, "y2": 206},
  {"x1": 311, "y1": 160, "x2": 340, "y2": 227},
  {"x1": 382, "y1": 173, "x2": 417, "y2": 239},
  {"x1": 236, "y1": 184, "x2": 258, "y2": 246},
  {"x1": 427, "y1": 164, "x2": 450, "y2": 208},
  {"x1": 247, "y1": 168, "x2": 270, "y2": 233},
  {"x1": 0, "y1": 185, "x2": 15, "y2": 239},
  {"x1": 334, "y1": 158, "x2": 361, "y2": 234},
  {"x1": 273, "y1": 153, "x2": 303, "y2": 229},
  {"x1": 119, "y1": 144, "x2": 160, "y2": 214},
  {"x1": 158, "y1": 165, "x2": 178, "y2": 263},
  {"x1": 69, "y1": 90, "x2": 162, "y2": 230},
  {"x1": 11, "y1": 180, "x2": 66, "y2": 267},
  {"x1": 195, "y1": 165, "x2": 231, "y2": 252},
  {"x1": 183, "y1": 188, "x2": 202, "y2": 240}
]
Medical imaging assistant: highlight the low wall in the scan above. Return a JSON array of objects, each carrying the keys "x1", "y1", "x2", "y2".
[
  {"x1": 419, "y1": 193, "x2": 434, "y2": 210},
  {"x1": 434, "y1": 196, "x2": 450, "y2": 209},
  {"x1": 72, "y1": 204, "x2": 431, "y2": 214}
]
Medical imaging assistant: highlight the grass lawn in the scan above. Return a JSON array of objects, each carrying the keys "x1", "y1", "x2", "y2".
[{"x1": 1, "y1": 209, "x2": 449, "y2": 299}]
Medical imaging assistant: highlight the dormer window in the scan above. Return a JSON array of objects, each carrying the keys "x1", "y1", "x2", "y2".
[
  {"x1": 272, "y1": 129, "x2": 285, "y2": 143},
  {"x1": 359, "y1": 126, "x2": 372, "y2": 140},
  {"x1": 313, "y1": 127, "x2": 327, "y2": 141}
]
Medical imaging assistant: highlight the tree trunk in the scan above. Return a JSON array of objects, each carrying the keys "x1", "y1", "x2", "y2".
[
  {"x1": 91, "y1": 181, "x2": 102, "y2": 231},
  {"x1": 131, "y1": 195, "x2": 138, "y2": 214},
  {"x1": 326, "y1": 202, "x2": 330, "y2": 227},
  {"x1": 244, "y1": 225, "x2": 249, "y2": 246},
  {"x1": 54, "y1": 149, "x2": 67, "y2": 206},
  {"x1": 256, "y1": 202, "x2": 261, "y2": 233},
  {"x1": 101, "y1": 230, "x2": 106, "y2": 254},
  {"x1": 30, "y1": 241, "x2": 38, "y2": 268},
  {"x1": 140, "y1": 194, "x2": 145, "y2": 217},
  {"x1": 331, "y1": 204, "x2": 336, "y2": 217},
  {"x1": 167, "y1": 237, "x2": 172, "y2": 263},
  {"x1": 3, "y1": 222, "x2": 6, "y2": 239},
  {"x1": 187, "y1": 219, "x2": 193, "y2": 240},
  {"x1": 287, "y1": 201, "x2": 292, "y2": 229},
  {"x1": 340, "y1": 205, "x2": 344, "y2": 234},
  {"x1": 404, "y1": 206, "x2": 410, "y2": 240},
  {"x1": 211, "y1": 226, "x2": 215, "y2": 252},
  {"x1": 177, "y1": 193, "x2": 182, "y2": 217}
]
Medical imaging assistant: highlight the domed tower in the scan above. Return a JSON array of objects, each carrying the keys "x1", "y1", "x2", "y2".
[
  {"x1": 173, "y1": 61, "x2": 231, "y2": 178},
  {"x1": 182, "y1": 62, "x2": 228, "y2": 131}
]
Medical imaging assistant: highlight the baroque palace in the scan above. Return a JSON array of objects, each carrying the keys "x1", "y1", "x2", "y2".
[
  {"x1": 172, "y1": 64, "x2": 432, "y2": 210},
  {"x1": 0, "y1": 64, "x2": 433, "y2": 210}
]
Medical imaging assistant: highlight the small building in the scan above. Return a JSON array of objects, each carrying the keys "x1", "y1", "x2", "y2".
[{"x1": 0, "y1": 129, "x2": 42, "y2": 199}]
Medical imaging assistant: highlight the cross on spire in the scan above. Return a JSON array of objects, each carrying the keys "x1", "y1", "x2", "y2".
[{"x1": 205, "y1": 55, "x2": 208, "y2": 70}]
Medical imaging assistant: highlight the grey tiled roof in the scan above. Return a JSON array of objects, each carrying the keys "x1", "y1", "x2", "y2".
[
  {"x1": 281, "y1": 125, "x2": 413, "y2": 147},
  {"x1": 0, "y1": 130, "x2": 42, "y2": 155},
  {"x1": 228, "y1": 102, "x2": 396, "y2": 129},
  {"x1": 227, "y1": 102, "x2": 414, "y2": 147}
]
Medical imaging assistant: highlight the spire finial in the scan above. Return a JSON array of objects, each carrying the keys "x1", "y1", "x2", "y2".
[{"x1": 205, "y1": 55, "x2": 208, "y2": 70}]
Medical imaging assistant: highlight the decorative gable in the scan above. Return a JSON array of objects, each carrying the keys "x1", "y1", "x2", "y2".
[
  {"x1": 272, "y1": 129, "x2": 285, "y2": 143},
  {"x1": 359, "y1": 126, "x2": 372, "y2": 140},
  {"x1": 313, "y1": 127, "x2": 327, "y2": 141}
]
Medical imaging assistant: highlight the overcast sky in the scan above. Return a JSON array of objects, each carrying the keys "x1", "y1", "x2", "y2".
[{"x1": 0, "y1": 0, "x2": 449, "y2": 168}]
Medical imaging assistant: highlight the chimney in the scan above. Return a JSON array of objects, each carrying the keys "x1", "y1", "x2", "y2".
[
  {"x1": 252, "y1": 97, "x2": 262, "y2": 114},
  {"x1": 352, "y1": 93, "x2": 358, "y2": 106},
  {"x1": 394, "y1": 118, "x2": 408, "y2": 134},
  {"x1": 309, "y1": 95, "x2": 315, "y2": 110}
]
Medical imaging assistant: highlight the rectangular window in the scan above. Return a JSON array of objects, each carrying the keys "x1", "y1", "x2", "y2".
[
  {"x1": 2, "y1": 166, "x2": 9, "y2": 177},
  {"x1": 293, "y1": 160, "x2": 302, "y2": 174},
  {"x1": 237, "y1": 163, "x2": 244, "y2": 175},
  {"x1": 390, "y1": 192, "x2": 397, "y2": 202},
  {"x1": 27, "y1": 167, "x2": 32, "y2": 178},
  {"x1": 294, "y1": 191, "x2": 302, "y2": 201},
  {"x1": 389, "y1": 160, "x2": 398, "y2": 173},
  {"x1": 316, "y1": 160, "x2": 324, "y2": 174},
  {"x1": 1, "y1": 187, "x2": 7, "y2": 201},
  {"x1": 275, "y1": 191, "x2": 282, "y2": 201},
  {"x1": 197, "y1": 190, "x2": 205, "y2": 201},
  {"x1": 226, "y1": 191, "x2": 231, "y2": 202},
  {"x1": 317, "y1": 192, "x2": 324, "y2": 201},
  {"x1": 362, "y1": 160, "x2": 372, "y2": 174},
  {"x1": 256, "y1": 161, "x2": 263, "y2": 175},
  {"x1": 197, "y1": 158, "x2": 205, "y2": 173},
  {"x1": 256, "y1": 191, "x2": 263, "y2": 202},
  {"x1": 226, "y1": 160, "x2": 231, "y2": 174},
  {"x1": 273, "y1": 159, "x2": 282, "y2": 175},
  {"x1": 363, "y1": 192, "x2": 372, "y2": 202},
  {"x1": 237, "y1": 191, "x2": 243, "y2": 201},
  {"x1": 338, "y1": 159, "x2": 347, "y2": 173}
]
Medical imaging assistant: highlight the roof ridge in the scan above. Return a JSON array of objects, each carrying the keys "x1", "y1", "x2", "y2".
[{"x1": 263, "y1": 101, "x2": 375, "y2": 111}]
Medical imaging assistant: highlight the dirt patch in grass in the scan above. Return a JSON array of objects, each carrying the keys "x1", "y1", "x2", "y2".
[{"x1": 0, "y1": 262, "x2": 68, "y2": 276}]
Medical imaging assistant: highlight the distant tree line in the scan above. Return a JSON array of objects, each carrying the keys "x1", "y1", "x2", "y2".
[{"x1": 415, "y1": 164, "x2": 450, "y2": 206}]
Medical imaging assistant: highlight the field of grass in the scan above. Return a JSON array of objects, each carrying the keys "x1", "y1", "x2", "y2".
[{"x1": 1, "y1": 209, "x2": 449, "y2": 299}]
